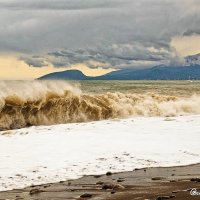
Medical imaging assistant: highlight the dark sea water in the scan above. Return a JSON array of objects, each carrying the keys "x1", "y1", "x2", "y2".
[{"x1": 78, "y1": 80, "x2": 200, "y2": 97}]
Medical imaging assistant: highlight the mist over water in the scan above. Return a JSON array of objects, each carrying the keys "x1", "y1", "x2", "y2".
[{"x1": 0, "y1": 80, "x2": 200, "y2": 130}]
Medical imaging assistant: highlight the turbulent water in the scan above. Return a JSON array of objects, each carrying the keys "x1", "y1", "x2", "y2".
[{"x1": 0, "y1": 80, "x2": 200, "y2": 130}]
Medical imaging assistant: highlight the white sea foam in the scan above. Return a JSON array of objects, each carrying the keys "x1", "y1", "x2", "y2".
[{"x1": 0, "y1": 115, "x2": 200, "y2": 191}]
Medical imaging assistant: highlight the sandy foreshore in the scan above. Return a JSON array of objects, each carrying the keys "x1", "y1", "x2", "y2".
[
  {"x1": 1, "y1": 164, "x2": 200, "y2": 200},
  {"x1": 1, "y1": 115, "x2": 200, "y2": 191}
]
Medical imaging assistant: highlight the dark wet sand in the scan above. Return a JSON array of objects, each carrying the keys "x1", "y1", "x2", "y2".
[{"x1": 1, "y1": 164, "x2": 200, "y2": 200}]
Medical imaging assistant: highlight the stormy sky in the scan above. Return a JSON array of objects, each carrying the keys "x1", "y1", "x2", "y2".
[{"x1": 0, "y1": 0, "x2": 200, "y2": 79}]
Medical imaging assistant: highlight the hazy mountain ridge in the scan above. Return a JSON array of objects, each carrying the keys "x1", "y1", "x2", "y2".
[
  {"x1": 39, "y1": 70, "x2": 90, "y2": 80},
  {"x1": 38, "y1": 64, "x2": 200, "y2": 80}
]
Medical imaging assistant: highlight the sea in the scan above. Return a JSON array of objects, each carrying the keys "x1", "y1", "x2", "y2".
[
  {"x1": 0, "y1": 80, "x2": 200, "y2": 191},
  {"x1": 0, "y1": 80, "x2": 200, "y2": 130}
]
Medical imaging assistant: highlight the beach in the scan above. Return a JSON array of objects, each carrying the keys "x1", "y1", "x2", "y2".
[
  {"x1": 0, "y1": 81, "x2": 200, "y2": 199},
  {"x1": 1, "y1": 0, "x2": 200, "y2": 198},
  {"x1": 0, "y1": 115, "x2": 200, "y2": 192},
  {"x1": 0, "y1": 164, "x2": 200, "y2": 199}
]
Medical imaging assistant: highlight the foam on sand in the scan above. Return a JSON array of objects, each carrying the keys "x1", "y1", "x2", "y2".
[{"x1": 0, "y1": 115, "x2": 200, "y2": 191}]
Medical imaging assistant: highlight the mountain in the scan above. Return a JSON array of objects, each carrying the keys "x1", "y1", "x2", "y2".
[
  {"x1": 99, "y1": 65, "x2": 200, "y2": 80},
  {"x1": 39, "y1": 70, "x2": 90, "y2": 80},
  {"x1": 38, "y1": 65, "x2": 200, "y2": 80}
]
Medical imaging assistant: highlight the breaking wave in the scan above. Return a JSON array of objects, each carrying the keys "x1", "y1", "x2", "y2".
[{"x1": 0, "y1": 80, "x2": 200, "y2": 130}]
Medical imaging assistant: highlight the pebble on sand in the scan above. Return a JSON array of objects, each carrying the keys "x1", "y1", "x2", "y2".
[
  {"x1": 80, "y1": 193, "x2": 92, "y2": 198},
  {"x1": 102, "y1": 183, "x2": 125, "y2": 190},
  {"x1": 29, "y1": 188, "x2": 43, "y2": 195}
]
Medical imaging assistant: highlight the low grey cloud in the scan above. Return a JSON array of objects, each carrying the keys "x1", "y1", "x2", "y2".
[
  {"x1": 183, "y1": 29, "x2": 200, "y2": 36},
  {"x1": 0, "y1": 0, "x2": 199, "y2": 69},
  {"x1": 0, "y1": 0, "x2": 125, "y2": 11},
  {"x1": 20, "y1": 56, "x2": 48, "y2": 67},
  {"x1": 24, "y1": 43, "x2": 173, "y2": 69}
]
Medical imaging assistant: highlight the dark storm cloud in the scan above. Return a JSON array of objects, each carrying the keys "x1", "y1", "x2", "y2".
[
  {"x1": 20, "y1": 56, "x2": 47, "y2": 67},
  {"x1": 183, "y1": 29, "x2": 200, "y2": 36},
  {"x1": 32, "y1": 44, "x2": 172, "y2": 69},
  {"x1": 0, "y1": 0, "x2": 200, "y2": 69}
]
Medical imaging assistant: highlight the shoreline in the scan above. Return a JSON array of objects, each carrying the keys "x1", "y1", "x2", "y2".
[
  {"x1": 0, "y1": 115, "x2": 200, "y2": 191},
  {"x1": 1, "y1": 163, "x2": 200, "y2": 199}
]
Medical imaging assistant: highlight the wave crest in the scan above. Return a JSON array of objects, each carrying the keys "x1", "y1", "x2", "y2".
[{"x1": 0, "y1": 81, "x2": 200, "y2": 130}]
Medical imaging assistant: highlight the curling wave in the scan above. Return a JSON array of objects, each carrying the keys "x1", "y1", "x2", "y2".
[{"x1": 0, "y1": 81, "x2": 200, "y2": 130}]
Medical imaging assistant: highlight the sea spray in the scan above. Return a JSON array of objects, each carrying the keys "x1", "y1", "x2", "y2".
[{"x1": 0, "y1": 80, "x2": 200, "y2": 130}]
